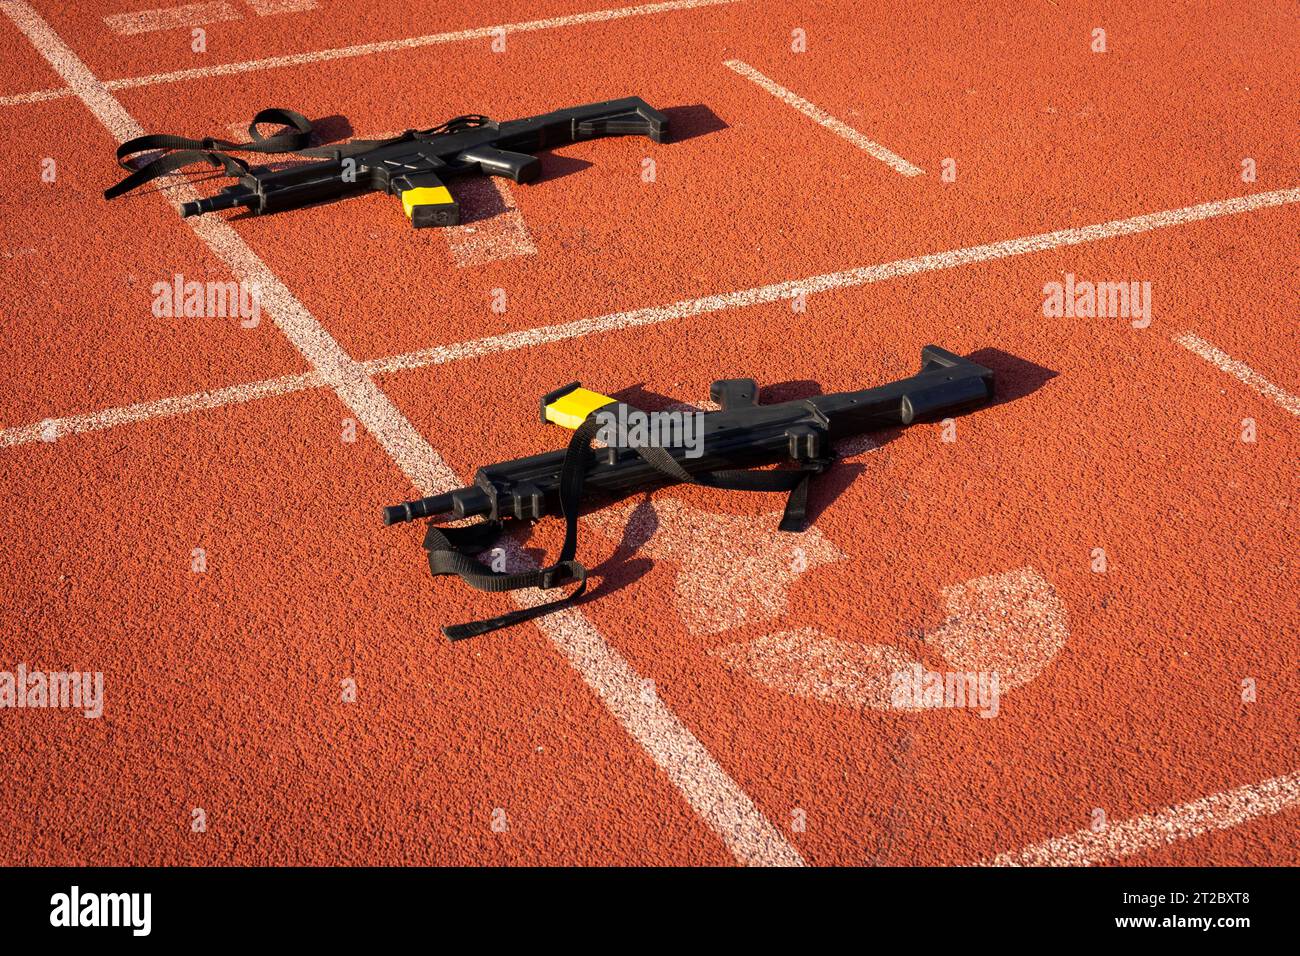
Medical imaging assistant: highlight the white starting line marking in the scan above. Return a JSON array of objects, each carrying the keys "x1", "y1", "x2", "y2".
[
  {"x1": 723, "y1": 59, "x2": 924, "y2": 177},
  {"x1": 0, "y1": 87, "x2": 68, "y2": 106},
  {"x1": 104, "y1": 1, "x2": 241, "y2": 36},
  {"x1": 988, "y1": 770, "x2": 1300, "y2": 866},
  {"x1": 243, "y1": 0, "x2": 317, "y2": 13},
  {"x1": 1175, "y1": 332, "x2": 1300, "y2": 416},
  {"x1": 0, "y1": 0, "x2": 737, "y2": 105},
  {"x1": 6, "y1": 187, "x2": 1299, "y2": 451},
  {"x1": 104, "y1": 0, "x2": 317, "y2": 36},
  {"x1": 1, "y1": 0, "x2": 802, "y2": 868}
]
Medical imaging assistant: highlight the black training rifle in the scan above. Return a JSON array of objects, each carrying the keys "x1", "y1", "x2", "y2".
[
  {"x1": 384, "y1": 346, "x2": 996, "y2": 639},
  {"x1": 105, "y1": 97, "x2": 669, "y2": 227}
]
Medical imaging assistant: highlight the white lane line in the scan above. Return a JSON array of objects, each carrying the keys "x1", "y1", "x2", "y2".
[
  {"x1": 1175, "y1": 332, "x2": 1300, "y2": 416},
  {"x1": 369, "y1": 186, "x2": 1300, "y2": 375},
  {"x1": 0, "y1": 372, "x2": 321, "y2": 448},
  {"x1": 144, "y1": 0, "x2": 742, "y2": 89},
  {"x1": 2, "y1": 0, "x2": 801, "y2": 867},
  {"x1": 243, "y1": 0, "x2": 317, "y2": 13},
  {"x1": 7, "y1": 187, "x2": 1299, "y2": 451},
  {"x1": 723, "y1": 59, "x2": 923, "y2": 176},
  {"x1": 0, "y1": 88, "x2": 70, "y2": 106},
  {"x1": 103, "y1": 2, "x2": 241, "y2": 37},
  {"x1": 108, "y1": 0, "x2": 735, "y2": 90},
  {"x1": 988, "y1": 770, "x2": 1300, "y2": 866},
  {"x1": 508, "y1": 562, "x2": 805, "y2": 866},
  {"x1": 4, "y1": 0, "x2": 737, "y2": 104},
  {"x1": 3, "y1": 1, "x2": 143, "y2": 140}
]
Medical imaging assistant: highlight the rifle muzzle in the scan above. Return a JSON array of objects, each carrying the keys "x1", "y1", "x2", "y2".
[{"x1": 181, "y1": 191, "x2": 253, "y2": 217}]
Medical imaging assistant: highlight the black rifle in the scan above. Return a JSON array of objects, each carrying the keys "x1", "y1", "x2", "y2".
[
  {"x1": 105, "y1": 98, "x2": 669, "y2": 227},
  {"x1": 385, "y1": 346, "x2": 995, "y2": 639}
]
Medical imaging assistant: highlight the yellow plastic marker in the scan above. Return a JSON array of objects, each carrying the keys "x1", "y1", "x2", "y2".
[
  {"x1": 401, "y1": 186, "x2": 454, "y2": 217},
  {"x1": 544, "y1": 387, "x2": 616, "y2": 429},
  {"x1": 401, "y1": 186, "x2": 458, "y2": 227}
]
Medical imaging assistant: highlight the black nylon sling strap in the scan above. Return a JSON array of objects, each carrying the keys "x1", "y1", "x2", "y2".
[
  {"x1": 426, "y1": 406, "x2": 834, "y2": 640},
  {"x1": 428, "y1": 416, "x2": 602, "y2": 641},
  {"x1": 105, "y1": 108, "x2": 316, "y2": 200},
  {"x1": 627, "y1": 442, "x2": 829, "y2": 532},
  {"x1": 105, "y1": 108, "x2": 495, "y2": 202}
]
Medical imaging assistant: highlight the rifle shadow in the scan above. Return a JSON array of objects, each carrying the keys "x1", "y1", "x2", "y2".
[
  {"x1": 804, "y1": 348, "x2": 1058, "y2": 524},
  {"x1": 307, "y1": 114, "x2": 355, "y2": 145},
  {"x1": 531, "y1": 153, "x2": 595, "y2": 184},
  {"x1": 661, "y1": 104, "x2": 728, "y2": 143}
]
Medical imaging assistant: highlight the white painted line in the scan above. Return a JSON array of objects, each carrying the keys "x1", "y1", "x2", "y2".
[
  {"x1": 723, "y1": 59, "x2": 924, "y2": 176},
  {"x1": 988, "y1": 770, "x2": 1300, "y2": 866},
  {"x1": 368, "y1": 186, "x2": 1300, "y2": 376},
  {"x1": 927, "y1": 567, "x2": 1068, "y2": 690},
  {"x1": 586, "y1": 499, "x2": 844, "y2": 634},
  {"x1": 0, "y1": 87, "x2": 71, "y2": 106},
  {"x1": 106, "y1": 0, "x2": 737, "y2": 90},
  {"x1": 1175, "y1": 332, "x2": 1300, "y2": 416},
  {"x1": 243, "y1": 0, "x2": 317, "y2": 13},
  {"x1": 3, "y1": 1, "x2": 144, "y2": 141},
  {"x1": 7, "y1": 188, "x2": 1298, "y2": 453},
  {"x1": 506, "y1": 549, "x2": 805, "y2": 866},
  {"x1": 103, "y1": 1, "x2": 241, "y2": 36},
  {"x1": 713, "y1": 567, "x2": 1066, "y2": 709},
  {"x1": 2, "y1": 0, "x2": 802, "y2": 867},
  {"x1": 0, "y1": 372, "x2": 320, "y2": 448},
  {"x1": 3, "y1": 0, "x2": 737, "y2": 105},
  {"x1": 443, "y1": 178, "x2": 538, "y2": 268}
]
